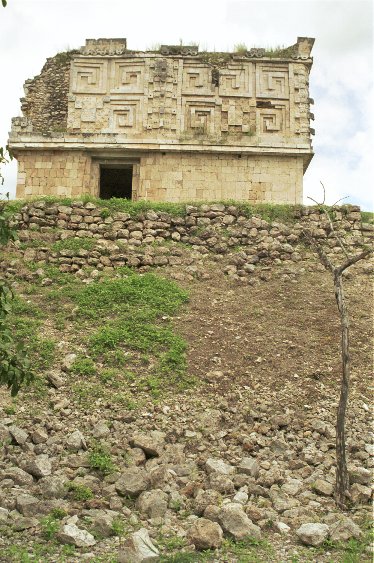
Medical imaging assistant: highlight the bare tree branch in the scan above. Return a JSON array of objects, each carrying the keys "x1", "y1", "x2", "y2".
[
  {"x1": 337, "y1": 248, "x2": 373, "y2": 275},
  {"x1": 304, "y1": 184, "x2": 372, "y2": 509},
  {"x1": 331, "y1": 196, "x2": 349, "y2": 207}
]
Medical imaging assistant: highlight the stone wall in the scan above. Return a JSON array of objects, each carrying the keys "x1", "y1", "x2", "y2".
[
  {"x1": 12, "y1": 39, "x2": 314, "y2": 147},
  {"x1": 16, "y1": 151, "x2": 303, "y2": 203},
  {"x1": 15, "y1": 151, "x2": 97, "y2": 199},
  {"x1": 20, "y1": 52, "x2": 78, "y2": 134},
  {"x1": 7, "y1": 202, "x2": 371, "y2": 282},
  {"x1": 9, "y1": 37, "x2": 314, "y2": 203},
  {"x1": 138, "y1": 153, "x2": 304, "y2": 203}
]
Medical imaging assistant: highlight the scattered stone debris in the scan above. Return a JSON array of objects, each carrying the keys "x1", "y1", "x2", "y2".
[{"x1": 0, "y1": 202, "x2": 372, "y2": 561}]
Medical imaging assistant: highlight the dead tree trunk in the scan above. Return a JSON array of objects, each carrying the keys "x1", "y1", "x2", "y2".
[
  {"x1": 334, "y1": 268, "x2": 351, "y2": 507},
  {"x1": 332, "y1": 251, "x2": 371, "y2": 507},
  {"x1": 305, "y1": 226, "x2": 371, "y2": 509}
]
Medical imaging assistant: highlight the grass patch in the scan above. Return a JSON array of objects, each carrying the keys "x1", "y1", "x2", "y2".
[
  {"x1": 158, "y1": 536, "x2": 276, "y2": 562},
  {"x1": 7, "y1": 252, "x2": 192, "y2": 403},
  {"x1": 51, "y1": 237, "x2": 97, "y2": 253},
  {"x1": 111, "y1": 516, "x2": 126, "y2": 537},
  {"x1": 88, "y1": 442, "x2": 117, "y2": 475},
  {"x1": 66, "y1": 482, "x2": 94, "y2": 501},
  {"x1": 159, "y1": 553, "x2": 206, "y2": 563},
  {"x1": 3, "y1": 541, "x2": 75, "y2": 562},
  {"x1": 69, "y1": 272, "x2": 191, "y2": 396},
  {"x1": 7, "y1": 195, "x2": 187, "y2": 217},
  {"x1": 71, "y1": 356, "x2": 97, "y2": 377},
  {"x1": 40, "y1": 514, "x2": 60, "y2": 540},
  {"x1": 73, "y1": 273, "x2": 189, "y2": 319},
  {"x1": 361, "y1": 211, "x2": 374, "y2": 224},
  {"x1": 313, "y1": 520, "x2": 373, "y2": 563},
  {"x1": 8, "y1": 294, "x2": 56, "y2": 377},
  {"x1": 9, "y1": 196, "x2": 312, "y2": 224},
  {"x1": 230, "y1": 202, "x2": 301, "y2": 223},
  {"x1": 7, "y1": 196, "x2": 371, "y2": 231}
]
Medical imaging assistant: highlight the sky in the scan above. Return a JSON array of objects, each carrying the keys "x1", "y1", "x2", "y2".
[{"x1": 0, "y1": 0, "x2": 373, "y2": 209}]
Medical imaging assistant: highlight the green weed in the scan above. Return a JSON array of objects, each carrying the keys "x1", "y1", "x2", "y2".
[
  {"x1": 40, "y1": 514, "x2": 60, "y2": 539},
  {"x1": 88, "y1": 442, "x2": 117, "y2": 475},
  {"x1": 4, "y1": 543, "x2": 55, "y2": 562},
  {"x1": 234, "y1": 42, "x2": 247, "y2": 54},
  {"x1": 111, "y1": 516, "x2": 125, "y2": 536},
  {"x1": 32, "y1": 338, "x2": 56, "y2": 371},
  {"x1": 361, "y1": 211, "x2": 374, "y2": 224},
  {"x1": 51, "y1": 237, "x2": 97, "y2": 253},
  {"x1": 73, "y1": 273, "x2": 188, "y2": 319},
  {"x1": 112, "y1": 393, "x2": 137, "y2": 409},
  {"x1": 50, "y1": 507, "x2": 67, "y2": 520},
  {"x1": 66, "y1": 482, "x2": 94, "y2": 501},
  {"x1": 99, "y1": 368, "x2": 117, "y2": 383},
  {"x1": 71, "y1": 356, "x2": 96, "y2": 377},
  {"x1": 159, "y1": 553, "x2": 205, "y2": 563},
  {"x1": 157, "y1": 534, "x2": 187, "y2": 551}
]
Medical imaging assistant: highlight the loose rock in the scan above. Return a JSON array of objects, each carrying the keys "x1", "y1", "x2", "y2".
[
  {"x1": 296, "y1": 523, "x2": 330, "y2": 546},
  {"x1": 58, "y1": 524, "x2": 96, "y2": 547},
  {"x1": 118, "y1": 528, "x2": 159, "y2": 562},
  {"x1": 188, "y1": 517, "x2": 223, "y2": 550},
  {"x1": 219, "y1": 503, "x2": 261, "y2": 540},
  {"x1": 115, "y1": 468, "x2": 149, "y2": 498}
]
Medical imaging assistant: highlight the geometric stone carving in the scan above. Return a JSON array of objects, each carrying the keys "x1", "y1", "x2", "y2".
[
  {"x1": 63, "y1": 48, "x2": 306, "y2": 143},
  {"x1": 71, "y1": 61, "x2": 107, "y2": 94},
  {"x1": 146, "y1": 103, "x2": 178, "y2": 130},
  {"x1": 256, "y1": 65, "x2": 289, "y2": 99},
  {"x1": 12, "y1": 36, "x2": 316, "y2": 203},
  {"x1": 219, "y1": 64, "x2": 252, "y2": 97},
  {"x1": 246, "y1": 48, "x2": 266, "y2": 58},
  {"x1": 182, "y1": 65, "x2": 213, "y2": 95},
  {"x1": 220, "y1": 99, "x2": 255, "y2": 133},
  {"x1": 111, "y1": 61, "x2": 145, "y2": 94},
  {"x1": 149, "y1": 59, "x2": 176, "y2": 85},
  {"x1": 81, "y1": 108, "x2": 97, "y2": 122},
  {"x1": 258, "y1": 103, "x2": 288, "y2": 134},
  {"x1": 82, "y1": 38, "x2": 128, "y2": 55},
  {"x1": 183, "y1": 100, "x2": 216, "y2": 135},
  {"x1": 109, "y1": 98, "x2": 142, "y2": 132},
  {"x1": 160, "y1": 45, "x2": 199, "y2": 56}
]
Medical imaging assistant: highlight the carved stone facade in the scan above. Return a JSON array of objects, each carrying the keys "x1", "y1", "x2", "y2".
[{"x1": 9, "y1": 37, "x2": 315, "y2": 203}]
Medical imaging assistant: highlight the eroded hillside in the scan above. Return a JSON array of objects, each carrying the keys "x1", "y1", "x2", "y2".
[{"x1": 0, "y1": 200, "x2": 373, "y2": 562}]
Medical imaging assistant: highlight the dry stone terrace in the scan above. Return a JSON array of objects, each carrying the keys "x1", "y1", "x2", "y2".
[{"x1": 3, "y1": 201, "x2": 371, "y2": 281}]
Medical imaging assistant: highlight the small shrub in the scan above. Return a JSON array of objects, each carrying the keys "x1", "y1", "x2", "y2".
[
  {"x1": 88, "y1": 442, "x2": 117, "y2": 475},
  {"x1": 100, "y1": 208, "x2": 111, "y2": 219},
  {"x1": 52, "y1": 237, "x2": 96, "y2": 253},
  {"x1": 50, "y1": 507, "x2": 67, "y2": 520},
  {"x1": 111, "y1": 516, "x2": 125, "y2": 536},
  {"x1": 234, "y1": 43, "x2": 247, "y2": 54},
  {"x1": 66, "y1": 482, "x2": 94, "y2": 501},
  {"x1": 33, "y1": 338, "x2": 56, "y2": 371},
  {"x1": 40, "y1": 515, "x2": 60, "y2": 539},
  {"x1": 99, "y1": 368, "x2": 117, "y2": 383},
  {"x1": 71, "y1": 356, "x2": 96, "y2": 377}
]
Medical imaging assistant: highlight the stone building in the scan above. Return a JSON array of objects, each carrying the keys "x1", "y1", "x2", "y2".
[{"x1": 9, "y1": 37, "x2": 315, "y2": 203}]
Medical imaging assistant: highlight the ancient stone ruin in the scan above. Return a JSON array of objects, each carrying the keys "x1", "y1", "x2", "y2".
[{"x1": 9, "y1": 37, "x2": 315, "y2": 203}]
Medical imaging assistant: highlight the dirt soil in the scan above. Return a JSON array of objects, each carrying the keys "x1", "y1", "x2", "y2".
[
  {"x1": 0, "y1": 253, "x2": 373, "y2": 562},
  {"x1": 174, "y1": 261, "x2": 372, "y2": 409}
]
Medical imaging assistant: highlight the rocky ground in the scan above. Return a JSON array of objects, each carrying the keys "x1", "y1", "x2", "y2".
[{"x1": 0, "y1": 208, "x2": 373, "y2": 562}]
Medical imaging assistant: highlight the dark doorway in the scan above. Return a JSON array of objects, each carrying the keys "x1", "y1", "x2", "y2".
[{"x1": 100, "y1": 166, "x2": 133, "y2": 199}]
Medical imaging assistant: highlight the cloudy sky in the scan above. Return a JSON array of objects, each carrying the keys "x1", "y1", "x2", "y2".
[{"x1": 0, "y1": 0, "x2": 373, "y2": 209}]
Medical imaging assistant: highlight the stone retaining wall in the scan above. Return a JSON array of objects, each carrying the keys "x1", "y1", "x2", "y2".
[{"x1": 5, "y1": 202, "x2": 372, "y2": 282}]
